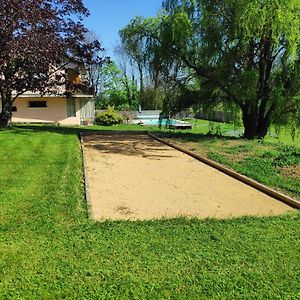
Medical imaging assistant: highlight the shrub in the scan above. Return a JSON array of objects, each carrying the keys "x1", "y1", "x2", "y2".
[
  {"x1": 121, "y1": 110, "x2": 135, "y2": 125},
  {"x1": 95, "y1": 106, "x2": 124, "y2": 126}
]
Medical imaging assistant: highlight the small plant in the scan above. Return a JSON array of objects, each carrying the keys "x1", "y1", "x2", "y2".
[
  {"x1": 95, "y1": 106, "x2": 124, "y2": 126},
  {"x1": 207, "y1": 121, "x2": 222, "y2": 136}
]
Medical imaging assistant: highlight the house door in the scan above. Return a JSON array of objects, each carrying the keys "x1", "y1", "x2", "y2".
[{"x1": 79, "y1": 98, "x2": 95, "y2": 123}]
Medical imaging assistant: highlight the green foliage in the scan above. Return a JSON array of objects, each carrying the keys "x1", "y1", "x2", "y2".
[
  {"x1": 208, "y1": 152, "x2": 235, "y2": 169},
  {"x1": 239, "y1": 0, "x2": 300, "y2": 57},
  {"x1": 227, "y1": 143, "x2": 254, "y2": 154},
  {"x1": 270, "y1": 145, "x2": 300, "y2": 167},
  {"x1": 124, "y1": 0, "x2": 300, "y2": 138},
  {"x1": 140, "y1": 86, "x2": 164, "y2": 110},
  {"x1": 95, "y1": 106, "x2": 124, "y2": 126},
  {"x1": 119, "y1": 18, "x2": 167, "y2": 110},
  {"x1": 207, "y1": 122, "x2": 222, "y2": 136},
  {"x1": 97, "y1": 61, "x2": 139, "y2": 110}
]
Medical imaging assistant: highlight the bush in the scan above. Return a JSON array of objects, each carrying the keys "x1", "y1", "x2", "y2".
[
  {"x1": 121, "y1": 110, "x2": 135, "y2": 125},
  {"x1": 95, "y1": 106, "x2": 124, "y2": 126}
]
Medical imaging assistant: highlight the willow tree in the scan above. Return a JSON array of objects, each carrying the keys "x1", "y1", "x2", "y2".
[
  {"x1": 120, "y1": 16, "x2": 180, "y2": 111},
  {"x1": 124, "y1": 0, "x2": 300, "y2": 138},
  {"x1": 119, "y1": 18, "x2": 147, "y2": 106}
]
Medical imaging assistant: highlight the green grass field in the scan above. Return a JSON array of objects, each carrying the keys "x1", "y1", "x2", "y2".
[
  {"x1": 0, "y1": 125, "x2": 300, "y2": 299},
  {"x1": 180, "y1": 119, "x2": 300, "y2": 147}
]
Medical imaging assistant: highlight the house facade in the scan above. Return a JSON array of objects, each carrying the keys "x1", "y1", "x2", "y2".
[
  {"x1": 0, "y1": 63, "x2": 95, "y2": 125},
  {"x1": 9, "y1": 94, "x2": 95, "y2": 125}
]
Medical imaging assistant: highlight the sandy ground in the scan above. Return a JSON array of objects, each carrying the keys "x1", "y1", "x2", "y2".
[{"x1": 83, "y1": 132, "x2": 294, "y2": 221}]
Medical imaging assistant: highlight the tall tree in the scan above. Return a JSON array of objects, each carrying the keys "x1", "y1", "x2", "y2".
[
  {"x1": 0, "y1": 0, "x2": 101, "y2": 128},
  {"x1": 114, "y1": 45, "x2": 139, "y2": 108},
  {"x1": 125, "y1": 0, "x2": 300, "y2": 138},
  {"x1": 97, "y1": 61, "x2": 138, "y2": 110},
  {"x1": 84, "y1": 32, "x2": 109, "y2": 97},
  {"x1": 120, "y1": 18, "x2": 169, "y2": 110},
  {"x1": 119, "y1": 18, "x2": 147, "y2": 107}
]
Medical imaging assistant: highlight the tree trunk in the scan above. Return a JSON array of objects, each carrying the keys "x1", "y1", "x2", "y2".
[
  {"x1": 138, "y1": 63, "x2": 144, "y2": 107},
  {"x1": 122, "y1": 73, "x2": 132, "y2": 107},
  {"x1": 257, "y1": 118, "x2": 270, "y2": 139},
  {"x1": 242, "y1": 107, "x2": 258, "y2": 139},
  {"x1": 0, "y1": 92, "x2": 13, "y2": 129},
  {"x1": 242, "y1": 104, "x2": 271, "y2": 139}
]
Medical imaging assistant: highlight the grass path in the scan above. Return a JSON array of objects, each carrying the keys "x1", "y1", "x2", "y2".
[{"x1": 0, "y1": 126, "x2": 300, "y2": 299}]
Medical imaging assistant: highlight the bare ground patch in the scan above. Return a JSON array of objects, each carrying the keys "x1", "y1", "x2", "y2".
[
  {"x1": 280, "y1": 164, "x2": 300, "y2": 180},
  {"x1": 83, "y1": 132, "x2": 293, "y2": 221}
]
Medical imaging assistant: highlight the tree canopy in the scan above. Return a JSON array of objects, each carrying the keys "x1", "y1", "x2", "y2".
[
  {"x1": 96, "y1": 61, "x2": 139, "y2": 110},
  {"x1": 121, "y1": 0, "x2": 300, "y2": 138},
  {"x1": 0, "y1": 0, "x2": 103, "y2": 128}
]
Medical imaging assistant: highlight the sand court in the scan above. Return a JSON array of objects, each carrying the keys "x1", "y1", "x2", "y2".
[{"x1": 82, "y1": 132, "x2": 294, "y2": 221}]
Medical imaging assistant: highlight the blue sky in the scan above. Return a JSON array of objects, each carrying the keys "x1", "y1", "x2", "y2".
[{"x1": 83, "y1": 0, "x2": 162, "y2": 59}]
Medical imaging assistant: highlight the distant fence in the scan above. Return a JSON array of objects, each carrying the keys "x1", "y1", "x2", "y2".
[{"x1": 195, "y1": 111, "x2": 234, "y2": 123}]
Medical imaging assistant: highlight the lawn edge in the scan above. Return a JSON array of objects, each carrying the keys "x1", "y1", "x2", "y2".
[
  {"x1": 79, "y1": 132, "x2": 94, "y2": 219},
  {"x1": 148, "y1": 132, "x2": 300, "y2": 209}
]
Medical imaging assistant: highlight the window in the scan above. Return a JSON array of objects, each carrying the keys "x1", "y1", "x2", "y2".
[
  {"x1": 67, "y1": 98, "x2": 76, "y2": 117},
  {"x1": 12, "y1": 106, "x2": 17, "y2": 112},
  {"x1": 28, "y1": 101, "x2": 47, "y2": 108}
]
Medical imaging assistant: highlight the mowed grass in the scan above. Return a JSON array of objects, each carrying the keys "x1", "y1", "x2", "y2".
[{"x1": 0, "y1": 126, "x2": 300, "y2": 299}]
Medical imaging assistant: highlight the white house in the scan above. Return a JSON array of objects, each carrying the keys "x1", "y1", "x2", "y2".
[{"x1": 0, "y1": 63, "x2": 95, "y2": 125}]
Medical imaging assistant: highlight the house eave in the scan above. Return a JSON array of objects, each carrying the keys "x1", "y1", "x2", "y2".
[{"x1": 12, "y1": 93, "x2": 94, "y2": 98}]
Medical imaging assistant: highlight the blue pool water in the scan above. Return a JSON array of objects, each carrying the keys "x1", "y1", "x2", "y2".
[{"x1": 139, "y1": 118, "x2": 176, "y2": 126}]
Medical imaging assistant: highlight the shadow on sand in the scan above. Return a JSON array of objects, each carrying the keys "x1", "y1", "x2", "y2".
[{"x1": 83, "y1": 132, "x2": 177, "y2": 160}]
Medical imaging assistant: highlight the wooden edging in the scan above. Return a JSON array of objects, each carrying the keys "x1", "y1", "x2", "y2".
[
  {"x1": 79, "y1": 132, "x2": 94, "y2": 219},
  {"x1": 148, "y1": 132, "x2": 300, "y2": 209}
]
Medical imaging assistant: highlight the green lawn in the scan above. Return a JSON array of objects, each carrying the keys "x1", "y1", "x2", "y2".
[
  {"x1": 0, "y1": 125, "x2": 300, "y2": 299},
  {"x1": 183, "y1": 119, "x2": 300, "y2": 147}
]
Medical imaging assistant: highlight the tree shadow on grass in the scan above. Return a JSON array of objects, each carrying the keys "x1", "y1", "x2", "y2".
[
  {"x1": 11, "y1": 124, "x2": 88, "y2": 136},
  {"x1": 11, "y1": 124, "x2": 163, "y2": 137}
]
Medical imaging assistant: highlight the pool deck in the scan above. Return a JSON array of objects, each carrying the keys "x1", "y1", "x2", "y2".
[{"x1": 169, "y1": 123, "x2": 192, "y2": 130}]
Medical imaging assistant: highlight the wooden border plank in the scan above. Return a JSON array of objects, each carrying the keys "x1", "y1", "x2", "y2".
[
  {"x1": 79, "y1": 132, "x2": 94, "y2": 219},
  {"x1": 148, "y1": 132, "x2": 300, "y2": 209}
]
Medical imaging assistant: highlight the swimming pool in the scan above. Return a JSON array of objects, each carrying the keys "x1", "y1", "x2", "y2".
[{"x1": 138, "y1": 118, "x2": 177, "y2": 126}]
